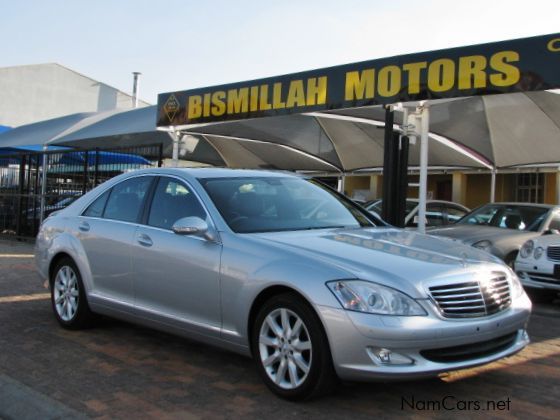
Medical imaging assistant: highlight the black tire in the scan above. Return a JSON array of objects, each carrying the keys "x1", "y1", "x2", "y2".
[
  {"x1": 504, "y1": 251, "x2": 518, "y2": 269},
  {"x1": 251, "y1": 292, "x2": 338, "y2": 400},
  {"x1": 50, "y1": 257, "x2": 95, "y2": 329}
]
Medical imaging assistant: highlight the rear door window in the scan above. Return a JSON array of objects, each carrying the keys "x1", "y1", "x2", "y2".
[
  {"x1": 103, "y1": 176, "x2": 153, "y2": 223},
  {"x1": 83, "y1": 190, "x2": 110, "y2": 218}
]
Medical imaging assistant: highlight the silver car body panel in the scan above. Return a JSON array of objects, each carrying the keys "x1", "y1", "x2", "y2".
[
  {"x1": 429, "y1": 224, "x2": 543, "y2": 260},
  {"x1": 35, "y1": 168, "x2": 532, "y2": 380}
]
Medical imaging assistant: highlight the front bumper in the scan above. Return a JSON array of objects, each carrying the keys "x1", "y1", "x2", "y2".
[
  {"x1": 515, "y1": 260, "x2": 560, "y2": 291},
  {"x1": 317, "y1": 292, "x2": 531, "y2": 381}
]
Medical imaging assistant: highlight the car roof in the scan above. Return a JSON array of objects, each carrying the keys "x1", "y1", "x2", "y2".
[
  {"x1": 368, "y1": 199, "x2": 468, "y2": 206},
  {"x1": 481, "y1": 202, "x2": 556, "y2": 209},
  {"x1": 126, "y1": 167, "x2": 302, "y2": 180}
]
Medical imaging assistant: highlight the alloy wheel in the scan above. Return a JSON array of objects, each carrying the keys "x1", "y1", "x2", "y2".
[
  {"x1": 53, "y1": 265, "x2": 80, "y2": 322},
  {"x1": 258, "y1": 308, "x2": 312, "y2": 390}
]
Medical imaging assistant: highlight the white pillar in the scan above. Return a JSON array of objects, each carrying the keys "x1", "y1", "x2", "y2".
[
  {"x1": 337, "y1": 174, "x2": 346, "y2": 194},
  {"x1": 417, "y1": 104, "x2": 430, "y2": 234},
  {"x1": 490, "y1": 169, "x2": 497, "y2": 203},
  {"x1": 39, "y1": 145, "x2": 48, "y2": 225},
  {"x1": 172, "y1": 130, "x2": 180, "y2": 167}
]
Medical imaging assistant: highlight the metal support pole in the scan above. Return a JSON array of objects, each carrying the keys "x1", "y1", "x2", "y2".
[
  {"x1": 132, "y1": 72, "x2": 141, "y2": 108},
  {"x1": 396, "y1": 134, "x2": 410, "y2": 228},
  {"x1": 417, "y1": 104, "x2": 430, "y2": 234},
  {"x1": 93, "y1": 149, "x2": 100, "y2": 187},
  {"x1": 382, "y1": 106, "x2": 396, "y2": 224},
  {"x1": 39, "y1": 145, "x2": 48, "y2": 225},
  {"x1": 82, "y1": 150, "x2": 88, "y2": 195},
  {"x1": 337, "y1": 174, "x2": 346, "y2": 194},
  {"x1": 16, "y1": 154, "x2": 26, "y2": 236},
  {"x1": 172, "y1": 130, "x2": 180, "y2": 167},
  {"x1": 490, "y1": 168, "x2": 497, "y2": 203},
  {"x1": 158, "y1": 143, "x2": 164, "y2": 167}
]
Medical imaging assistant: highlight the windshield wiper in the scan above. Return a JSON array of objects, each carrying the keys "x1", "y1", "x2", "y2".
[{"x1": 300, "y1": 225, "x2": 348, "y2": 230}]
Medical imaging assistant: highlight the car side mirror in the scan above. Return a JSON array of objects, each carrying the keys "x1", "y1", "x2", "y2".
[
  {"x1": 543, "y1": 228, "x2": 560, "y2": 235},
  {"x1": 172, "y1": 217, "x2": 215, "y2": 241}
]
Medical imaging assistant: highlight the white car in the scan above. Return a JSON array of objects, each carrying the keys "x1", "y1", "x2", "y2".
[{"x1": 515, "y1": 234, "x2": 560, "y2": 301}]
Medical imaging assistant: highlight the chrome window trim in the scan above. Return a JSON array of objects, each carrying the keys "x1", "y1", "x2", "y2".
[{"x1": 80, "y1": 173, "x2": 157, "y2": 218}]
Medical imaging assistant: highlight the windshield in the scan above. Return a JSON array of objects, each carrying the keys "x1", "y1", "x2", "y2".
[
  {"x1": 458, "y1": 204, "x2": 549, "y2": 232},
  {"x1": 200, "y1": 176, "x2": 377, "y2": 233}
]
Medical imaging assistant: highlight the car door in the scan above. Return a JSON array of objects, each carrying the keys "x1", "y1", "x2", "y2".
[
  {"x1": 78, "y1": 175, "x2": 155, "y2": 307},
  {"x1": 131, "y1": 176, "x2": 222, "y2": 336}
]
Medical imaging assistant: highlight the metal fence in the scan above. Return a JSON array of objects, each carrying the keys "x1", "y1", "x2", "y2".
[{"x1": 0, "y1": 144, "x2": 163, "y2": 239}]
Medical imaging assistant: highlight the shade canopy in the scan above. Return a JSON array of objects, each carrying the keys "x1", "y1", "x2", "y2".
[
  {"x1": 1, "y1": 91, "x2": 559, "y2": 172},
  {"x1": 0, "y1": 112, "x2": 95, "y2": 148},
  {"x1": 184, "y1": 113, "x2": 489, "y2": 171},
  {"x1": 325, "y1": 91, "x2": 560, "y2": 169}
]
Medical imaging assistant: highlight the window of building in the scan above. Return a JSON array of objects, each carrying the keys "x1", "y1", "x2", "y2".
[{"x1": 515, "y1": 173, "x2": 544, "y2": 203}]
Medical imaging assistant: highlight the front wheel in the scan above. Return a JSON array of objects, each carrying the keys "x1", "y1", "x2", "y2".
[
  {"x1": 504, "y1": 251, "x2": 518, "y2": 269},
  {"x1": 252, "y1": 293, "x2": 337, "y2": 400}
]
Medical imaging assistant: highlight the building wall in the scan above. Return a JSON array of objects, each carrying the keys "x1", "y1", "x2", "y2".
[
  {"x1": 344, "y1": 175, "x2": 372, "y2": 199},
  {"x1": 344, "y1": 171, "x2": 559, "y2": 209},
  {"x1": 545, "y1": 173, "x2": 557, "y2": 204},
  {"x1": 0, "y1": 63, "x2": 150, "y2": 127}
]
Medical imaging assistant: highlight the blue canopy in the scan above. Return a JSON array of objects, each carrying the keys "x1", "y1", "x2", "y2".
[
  {"x1": 0, "y1": 149, "x2": 151, "y2": 168},
  {"x1": 55, "y1": 151, "x2": 152, "y2": 166},
  {"x1": 0, "y1": 125, "x2": 11, "y2": 134}
]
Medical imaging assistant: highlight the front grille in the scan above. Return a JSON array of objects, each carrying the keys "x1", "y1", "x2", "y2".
[
  {"x1": 429, "y1": 273, "x2": 511, "y2": 318},
  {"x1": 420, "y1": 332, "x2": 518, "y2": 363},
  {"x1": 547, "y1": 246, "x2": 560, "y2": 262}
]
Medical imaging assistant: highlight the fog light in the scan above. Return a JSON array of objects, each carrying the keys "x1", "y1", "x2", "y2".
[{"x1": 367, "y1": 347, "x2": 414, "y2": 365}]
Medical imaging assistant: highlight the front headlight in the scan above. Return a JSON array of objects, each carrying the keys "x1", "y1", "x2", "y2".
[
  {"x1": 472, "y1": 239, "x2": 492, "y2": 251},
  {"x1": 534, "y1": 247, "x2": 544, "y2": 260},
  {"x1": 520, "y1": 240, "x2": 534, "y2": 258},
  {"x1": 326, "y1": 280, "x2": 427, "y2": 316}
]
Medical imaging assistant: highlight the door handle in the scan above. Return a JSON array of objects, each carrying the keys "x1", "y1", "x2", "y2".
[
  {"x1": 78, "y1": 222, "x2": 90, "y2": 232},
  {"x1": 137, "y1": 233, "x2": 153, "y2": 247}
]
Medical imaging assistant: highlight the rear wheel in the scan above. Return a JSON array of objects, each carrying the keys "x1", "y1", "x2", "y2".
[
  {"x1": 252, "y1": 293, "x2": 337, "y2": 400},
  {"x1": 50, "y1": 257, "x2": 95, "y2": 329}
]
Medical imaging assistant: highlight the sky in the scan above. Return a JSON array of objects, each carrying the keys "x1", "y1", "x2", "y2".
[{"x1": 1, "y1": 0, "x2": 559, "y2": 103}]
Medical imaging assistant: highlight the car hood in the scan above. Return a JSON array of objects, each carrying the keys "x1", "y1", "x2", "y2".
[
  {"x1": 428, "y1": 224, "x2": 537, "y2": 245},
  {"x1": 253, "y1": 227, "x2": 504, "y2": 298}
]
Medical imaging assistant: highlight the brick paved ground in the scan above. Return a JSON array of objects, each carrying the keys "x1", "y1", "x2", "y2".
[{"x1": 0, "y1": 239, "x2": 559, "y2": 419}]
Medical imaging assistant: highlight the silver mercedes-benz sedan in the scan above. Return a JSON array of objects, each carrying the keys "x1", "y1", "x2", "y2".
[{"x1": 35, "y1": 168, "x2": 531, "y2": 400}]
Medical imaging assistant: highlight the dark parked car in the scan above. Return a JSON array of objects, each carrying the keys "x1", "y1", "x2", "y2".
[
  {"x1": 365, "y1": 199, "x2": 470, "y2": 228},
  {"x1": 429, "y1": 203, "x2": 560, "y2": 266}
]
